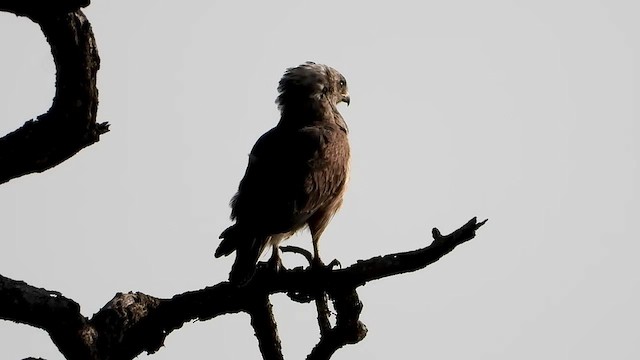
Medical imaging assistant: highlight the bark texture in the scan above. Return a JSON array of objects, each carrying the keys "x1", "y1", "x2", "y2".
[{"x1": 0, "y1": 0, "x2": 108, "y2": 185}]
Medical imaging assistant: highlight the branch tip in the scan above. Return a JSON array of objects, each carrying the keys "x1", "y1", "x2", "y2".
[{"x1": 97, "y1": 122, "x2": 110, "y2": 134}]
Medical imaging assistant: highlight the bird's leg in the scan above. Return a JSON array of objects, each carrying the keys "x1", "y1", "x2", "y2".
[
  {"x1": 311, "y1": 236, "x2": 342, "y2": 270},
  {"x1": 267, "y1": 244, "x2": 283, "y2": 272},
  {"x1": 311, "y1": 235, "x2": 324, "y2": 268}
]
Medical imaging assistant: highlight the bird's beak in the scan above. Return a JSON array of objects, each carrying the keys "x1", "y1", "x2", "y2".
[{"x1": 341, "y1": 93, "x2": 351, "y2": 106}]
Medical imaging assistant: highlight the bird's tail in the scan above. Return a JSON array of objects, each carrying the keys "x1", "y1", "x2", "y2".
[
  {"x1": 216, "y1": 225, "x2": 264, "y2": 285},
  {"x1": 215, "y1": 225, "x2": 241, "y2": 258}
]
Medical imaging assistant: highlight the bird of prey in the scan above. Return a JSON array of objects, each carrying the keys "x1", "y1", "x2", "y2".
[{"x1": 215, "y1": 62, "x2": 351, "y2": 284}]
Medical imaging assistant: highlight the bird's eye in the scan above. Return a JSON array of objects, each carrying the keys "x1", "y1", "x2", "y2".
[{"x1": 339, "y1": 80, "x2": 346, "y2": 87}]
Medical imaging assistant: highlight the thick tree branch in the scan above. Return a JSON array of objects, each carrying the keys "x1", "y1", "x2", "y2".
[
  {"x1": 0, "y1": 276, "x2": 97, "y2": 360},
  {"x1": 0, "y1": 2, "x2": 108, "y2": 185},
  {"x1": 1, "y1": 217, "x2": 485, "y2": 360}
]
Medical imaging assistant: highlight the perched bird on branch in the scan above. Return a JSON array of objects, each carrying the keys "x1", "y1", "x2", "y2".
[{"x1": 215, "y1": 62, "x2": 351, "y2": 284}]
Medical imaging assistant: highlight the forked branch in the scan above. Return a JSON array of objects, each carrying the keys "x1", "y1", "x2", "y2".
[{"x1": 0, "y1": 217, "x2": 486, "y2": 360}]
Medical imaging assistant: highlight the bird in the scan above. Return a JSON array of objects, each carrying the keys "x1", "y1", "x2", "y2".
[{"x1": 215, "y1": 62, "x2": 351, "y2": 284}]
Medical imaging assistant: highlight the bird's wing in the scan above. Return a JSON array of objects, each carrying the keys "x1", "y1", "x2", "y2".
[{"x1": 229, "y1": 126, "x2": 324, "y2": 235}]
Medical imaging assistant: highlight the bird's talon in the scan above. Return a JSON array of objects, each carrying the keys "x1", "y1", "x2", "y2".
[
  {"x1": 327, "y1": 259, "x2": 342, "y2": 269},
  {"x1": 310, "y1": 258, "x2": 341, "y2": 272}
]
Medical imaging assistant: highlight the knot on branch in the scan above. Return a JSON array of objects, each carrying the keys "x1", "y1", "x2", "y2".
[
  {"x1": 91, "y1": 292, "x2": 161, "y2": 356},
  {"x1": 94, "y1": 292, "x2": 160, "y2": 330}
]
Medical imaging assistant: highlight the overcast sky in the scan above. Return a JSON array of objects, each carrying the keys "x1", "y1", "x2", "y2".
[{"x1": 1, "y1": 1, "x2": 639, "y2": 359}]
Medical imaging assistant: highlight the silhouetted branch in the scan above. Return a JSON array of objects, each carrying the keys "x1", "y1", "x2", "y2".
[
  {"x1": 249, "y1": 296, "x2": 284, "y2": 360},
  {"x1": 0, "y1": 1, "x2": 108, "y2": 185},
  {"x1": 0, "y1": 276, "x2": 97, "y2": 360},
  {"x1": 0, "y1": 0, "x2": 89, "y2": 17},
  {"x1": 0, "y1": 217, "x2": 485, "y2": 359},
  {"x1": 307, "y1": 288, "x2": 367, "y2": 360},
  {"x1": 337, "y1": 217, "x2": 488, "y2": 287},
  {"x1": 314, "y1": 291, "x2": 332, "y2": 337}
]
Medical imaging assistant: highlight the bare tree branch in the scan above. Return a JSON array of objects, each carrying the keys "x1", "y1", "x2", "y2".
[
  {"x1": 0, "y1": 275, "x2": 97, "y2": 360},
  {"x1": 0, "y1": 217, "x2": 485, "y2": 359},
  {"x1": 307, "y1": 288, "x2": 367, "y2": 360},
  {"x1": 0, "y1": 2, "x2": 108, "y2": 185},
  {"x1": 314, "y1": 291, "x2": 333, "y2": 337},
  {"x1": 0, "y1": 0, "x2": 89, "y2": 17},
  {"x1": 331, "y1": 217, "x2": 488, "y2": 288},
  {"x1": 249, "y1": 296, "x2": 284, "y2": 360}
]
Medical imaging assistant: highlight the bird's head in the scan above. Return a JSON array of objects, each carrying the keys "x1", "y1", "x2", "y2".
[{"x1": 276, "y1": 62, "x2": 350, "y2": 111}]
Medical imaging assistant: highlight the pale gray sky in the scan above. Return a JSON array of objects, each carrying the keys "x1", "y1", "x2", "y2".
[{"x1": 1, "y1": 1, "x2": 639, "y2": 359}]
